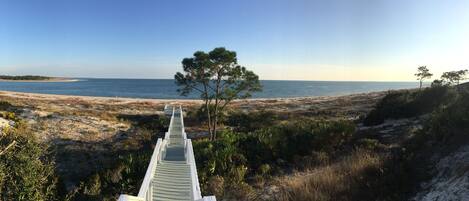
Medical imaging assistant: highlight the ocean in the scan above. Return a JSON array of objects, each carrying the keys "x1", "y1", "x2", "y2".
[{"x1": 0, "y1": 79, "x2": 420, "y2": 99}]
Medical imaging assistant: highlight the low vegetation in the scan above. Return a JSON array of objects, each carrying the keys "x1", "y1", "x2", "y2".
[
  {"x1": 363, "y1": 86, "x2": 455, "y2": 126},
  {"x1": 190, "y1": 74, "x2": 469, "y2": 200},
  {"x1": 276, "y1": 149, "x2": 384, "y2": 201},
  {"x1": 63, "y1": 115, "x2": 169, "y2": 201},
  {"x1": 0, "y1": 116, "x2": 58, "y2": 201},
  {"x1": 191, "y1": 111, "x2": 358, "y2": 199}
]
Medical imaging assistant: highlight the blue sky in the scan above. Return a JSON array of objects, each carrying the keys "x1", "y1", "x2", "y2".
[{"x1": 1, "y1": 0, "x2": 469, "y2": 81}]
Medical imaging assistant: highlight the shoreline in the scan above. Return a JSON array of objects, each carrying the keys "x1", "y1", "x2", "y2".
[
  {"x1": 0, "y1": 77, "x2": 80, "y2": 83},
  {"x1": 0, "y1": 89, "x2": 389, "y2": 116},
  {"x1": 0, "y1": 89, "x2": 394, "y2": 103},
  {"x1": 0, "y1": 90, "x2": 200, "y2": 103}
]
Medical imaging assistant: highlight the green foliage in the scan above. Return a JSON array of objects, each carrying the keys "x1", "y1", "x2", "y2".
[
  {"x1": 1, "y1": 112, "x2": 21, "y2": 123},
  {"x1": 431, "y1": 79, "x2": 444, "y2": 87},
  {"x1": 441, "y1": 69, "x2": 468, "y2": 85},
  {"x1": 381, "y1": 85, "x2": 469, "y2": 201},
  {"x1": 69, "y1": 153, "x2": 151, "y2": 201},
  {"x1": 175, "y1": 47, "x2": 262, "y2": 100},
  {"x1": 247, "y1": 119, "x2": 355, "y2": 163},
  {"x1": 193, "y1": 132, "x2": 246, "y2": 183},
  {"x1": 355, "y1": 138, "x2": 384, "y2": 151},
  {"x1": 0, "y1": 125, "x2": 58, "y2": 201},
  {"x1": 0, "y1": 101, "x2": 14, "y2": 111},
  {"x1": 363, "y1": 86, "x2": 455, "y2": 126},
  {"x1": 414, "y1": 66, "x2": 433, "y2": 89},
  {"x1": 427, "y1": 88, "x2": 469, "y2": 143},
  {"x1": 175, "y1": 47, "x2": 262, "y2": 139},
  {"x1": 190, "y1": 104, "x2": 227, "y2": 124},
  {"x1": 257, "y1": 164, "x2": 271, "y2": 176},
  {"x1": 193, "y1": 119, "x2": 356, "y2": 197},
  {"x1": 225, "y1": 110, "x2": 277, "y2": 132}
]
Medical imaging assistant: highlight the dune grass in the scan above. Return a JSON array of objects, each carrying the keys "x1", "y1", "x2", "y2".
[{"x1": 275, "y1": 149, "x2": 383, "y2": 201}]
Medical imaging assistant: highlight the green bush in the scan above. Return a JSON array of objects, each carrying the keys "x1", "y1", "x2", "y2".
[
  {"x1": 364, "y1": 86, "x2": 455, "y2": 126},
  {"x1": 193, "y1": 119, "x2": 356, "y2": 198},
  {"x1": 0, "y1": 125, "x2": 58, "y2": 201},
  {"x1": 427, "y1": 89, "x2": 469, "y2": 143},
  {"x1": 241, "y1": 119, "x2": 355, "y2": 164},
  {"x1": 356, "y1": 138, "x2": 384, "y2": 151},
  {"x1": 0, "y1": 101, "x2": 14, "y2": 111},
  {"x1": 225, "y1": 110, "x2": 278, "y2": 132},
  {"x1": 0, "y1": 112, "x2": 21, "y2": 124},
  {"x1": 69, "y1": 152, "x2": 152, "y2": 201}
]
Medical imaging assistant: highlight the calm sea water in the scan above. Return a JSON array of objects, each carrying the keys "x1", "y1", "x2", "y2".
[{"x1": 0, "y1": 79, "x2": 420, "y2": 99}]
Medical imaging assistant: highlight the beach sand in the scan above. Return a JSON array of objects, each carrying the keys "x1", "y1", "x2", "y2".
[{"x1": 0, "y1": 88, "x2": 391, "y2": 142}]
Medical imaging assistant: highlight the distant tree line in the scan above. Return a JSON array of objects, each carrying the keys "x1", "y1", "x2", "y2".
[
  {"x1": 0, "y1": 75, "x2": 51, "y2": 80},
  {"x1": 414, "y1": 66, "x2": 468, "y2": 87}
]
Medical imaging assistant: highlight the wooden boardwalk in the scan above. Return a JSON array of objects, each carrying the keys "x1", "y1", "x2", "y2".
[{"x1": 118, "y1": 106, "x2": 215, "y2": 201}]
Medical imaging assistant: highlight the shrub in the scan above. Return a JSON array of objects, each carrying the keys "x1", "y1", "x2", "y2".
[
  {"x1": 69, "y1": 152, "x2": 152, "y2": 201},
  {"x1": 0, "y1": 112, "x2": 20, "y2": 123},
  {"x1": 244, "y1": 119, "x2": 355, "y2": 162},
  {"x1": 0, "y1": 101, "x2": 14, "y2": 111},
  {"x1": 193, "y1": 119, "x2": 356, "y2": 199},
  {"x1": 258, "y1": 164, "x2": 271, "y2": 176},
  {"x1": 0, "y1": 125, "x2": 58, "y2": 201},
  {"x1": 427, "y1": 89, "x2": 469, "y2": 143},
  {"x1": 364, "y1": 86, "x2": 455, "y2": 126},
  {"x1": 355, "y1": 138, "x2": 384, "y2": 151},
  {"x1": 226, "y1": 110, "x2": 278, "y2": 132}
]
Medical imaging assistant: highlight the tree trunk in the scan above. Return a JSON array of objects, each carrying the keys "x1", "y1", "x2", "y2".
[
  {"x1": 212, "y1": 70, "x2": 222, "y2": 141},
  {"x1": 419, "y1": 80, "x2": 422, "y2": 90},
  {"x1": 203, "y1": 83, "x2": 213, "y2": 140},
  {"x1": 213, "y1": 104, "x2": 218, "y2": 140},
  {"x1": 205, "y1": 99, "x2": 213, "y2": 140},
  {"x1": 211, "y1": 96, "x2": 219, "y2": 140}
]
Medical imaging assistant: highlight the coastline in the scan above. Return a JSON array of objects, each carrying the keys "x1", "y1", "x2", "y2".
[
  {"x1": 0, "y1": 89, "x2": 388, "y2": 118},
  {"x1": 0, "y1": 77, "x2": 80, "y2": 82},
  {"x1": 0, "y1": 89, "x2": 391, "y2": 104},
  {"x1": 0, "y1": 90, "x2": 201, "y2": 104}
]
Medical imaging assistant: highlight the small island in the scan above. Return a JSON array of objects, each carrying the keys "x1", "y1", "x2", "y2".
[{"x1": 0, "y1": 75, "x2": 77, "y2": 82}]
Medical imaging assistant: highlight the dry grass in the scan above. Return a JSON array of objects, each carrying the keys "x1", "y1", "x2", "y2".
[{"x1": 274, "y1": 149, "x2": 383, "y2": 201}]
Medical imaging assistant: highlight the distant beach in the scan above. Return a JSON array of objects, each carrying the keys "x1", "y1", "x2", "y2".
[
  {"x1": 0, "y1": 88, "x2": 387, "y2": 125},
  {"x1": 0, "y1": 78, "x2": 420, "y2": 99},
  {"x1": 0, "y1": 77, "x2": 79, "y2": 82}
]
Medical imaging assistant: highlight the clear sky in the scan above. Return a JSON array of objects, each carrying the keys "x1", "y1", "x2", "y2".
[{"x1": 1, "y1": 0, "x2": 469, "y2": 81}]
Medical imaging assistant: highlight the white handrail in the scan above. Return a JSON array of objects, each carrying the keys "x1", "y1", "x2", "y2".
[
  {"x1": 196, "y1": 196, "x2": 217, "y2": 201},
  {"x1": 178, "y1": 105, "x2": 187, "y2": 140},
  {"x1": 165, "y1": 106, "x2": 175, "y2": 140},
  {"x1": 137, "y1": 106, "x2": 175, "y2": 199},
  {"x1": 186, "y1": 139, "x2": 202, "y2": 200},
  {"x1": 117, "y1": 195, "x2": 144, "y2": 201},
  {"x1": 137, "y1": 138, "x2": 163, "y2": 198}
]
